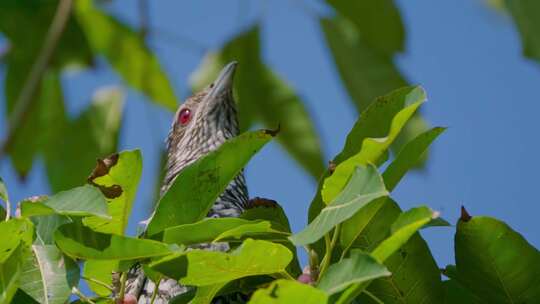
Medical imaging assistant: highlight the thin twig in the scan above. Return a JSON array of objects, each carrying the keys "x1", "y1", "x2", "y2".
[
  {"x1": 0, "y1": 0, "x2": 73, "y2": 161},
  {"x1": 138, "y1": 0, "x2": 149, "y2": 38},
  {"x1": 81, "y1": 276, "x2": 114, "y2": 292},
  {"x1": 118, "y1": 271, "x2": 128, "y2": 303},
  {"x1": 149, "y1": 279, "x2": 161, "y2": 304},
  {"x1": 72, "y1": 287, "x2": 96, "y2": 304},
  {"x1": 4, "y1": 198, "x2": 10, "y2": 221},
  {"x1": 317, "y1": 224, "x2": 341, "y2": 281},
  {"x1": 364, "y1": 290, "x2": 384, "y2": 304}
]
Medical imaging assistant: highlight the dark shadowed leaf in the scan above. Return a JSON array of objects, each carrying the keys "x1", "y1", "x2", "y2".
[
  {"x1": 44, "y1": 87, "x2": 124, "y2": 192},
  {"x1": 54, "y1": 222, "x2": 172, "y2": 260},
  {"x1": 150, "y1": 239, "x2": 292, "y2": 285},
  {"x1": 454, "y1": 216, "x2": 540, "y2": 302},
  {"x1": 83, "y1": 150, "x2": 143, "y2": 235},
  {"x1": 191, "y1": 26, "x2": 325, "y2": 178},
  {"x1": 146, "y1": 129, "x2": 274, "y2": 236},
  {"x1": 249, "y1": 279, "x2": 328, "y2": 304},
  {"x1": 325, "y1": 0, "x2": 405, "y2": 54},
  {"x1": 21, "y1": 185, "x2": 109, "y2": 218},
  {"x1": 505, "y1": 0, "x2": 540, "y2": 63},
  {"x1": 443, "y1": 280, "x2": 484, "y2": 304},
  {"x1": 19, "y1": 245, "x2": 80, "y2": 304},
  {"x1": 11, "y1": 289, "x2": 40, "y2": 304},
  {"x1": 290, "y1": 165, "x2": 388, "y2": 246},
  {"x1": 383, "y1": 127, "x2": 446, "y2": 191},
  {"x1": 317, "y1": 250, "x2": 390, "y2": 295},
  {"x1": 74, "y1": 0, "x2": 177, "y2": 110}
]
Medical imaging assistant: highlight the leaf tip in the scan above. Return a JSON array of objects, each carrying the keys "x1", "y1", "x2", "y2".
[{"x1": 460, "y1": 205, "x2": 472, "y2": 222}]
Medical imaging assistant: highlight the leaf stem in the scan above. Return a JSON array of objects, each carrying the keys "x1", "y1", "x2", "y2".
[
  {"x1": 81, "y1": 276, "x2": 114, "y2": 292},
  {"x1": 149, "y1": 278, "x2": 161, "y2": 304},
  {"x1": 118, "y1": 271, "x2": 128, "y2": 303},
  {"x1": 4, "y1": 198, "x2": 10, "y2": 221},
  {"x1": 317, "y1": 224, "x2": 341, "y2": 281},
  {"x1": 0, "y1": 0, "x2": 73, "y2": 161},
  {"x1": 72, "y1": 287, "x2": 96, "y2": 304},
  {"x1": 276, "y1": 271, "x2": 296, "y2": 281},
  {"x1": 364, "y1": 290, "x2": 384, "y2": 304}
]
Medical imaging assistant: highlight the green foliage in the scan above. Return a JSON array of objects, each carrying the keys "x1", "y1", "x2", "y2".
[{"x1": 505, "y1": 0, "x2": 540, "y2": 63}]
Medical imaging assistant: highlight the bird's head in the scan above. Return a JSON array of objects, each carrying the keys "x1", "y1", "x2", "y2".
[{"x1": 163, "y1": 62, "x2": 239, "y2": 192}]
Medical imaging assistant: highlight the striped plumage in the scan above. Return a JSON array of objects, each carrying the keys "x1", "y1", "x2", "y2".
[{"x1": 124, "y1": 62, "x2": 249, "y2": 303}]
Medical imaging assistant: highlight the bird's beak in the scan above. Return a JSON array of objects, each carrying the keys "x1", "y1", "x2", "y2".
[{"x1": 206, "y1": 61, "x2": 237, "y2": 102}]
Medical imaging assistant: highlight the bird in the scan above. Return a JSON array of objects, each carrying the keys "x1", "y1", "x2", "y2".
[{"x1": 122, "y1": 62, "x2": 251, "y2": 303}]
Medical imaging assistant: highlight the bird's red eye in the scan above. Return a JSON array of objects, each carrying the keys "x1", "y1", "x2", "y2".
[{"x1": 178, "y1": 108, "x2": 191, "y2": 125}]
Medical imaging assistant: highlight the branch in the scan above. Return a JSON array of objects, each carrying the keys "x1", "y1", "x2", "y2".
[{"x1": 0, "y1": 0, "x2": 73, "y2": 161}]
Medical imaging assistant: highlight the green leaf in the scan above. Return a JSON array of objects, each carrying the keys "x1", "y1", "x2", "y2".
[
  {"x1": 505, "y1": 0, "x2": 540, "y2": 63},
  {"x1": 317, "y1": 250, "x2": 390, "y2": 295},
  {"x1": 31, "y1": 214, "x2": 72, "y2": 246},
  {"x1": 54, "y1": 222, "x2": 172, "y2": 260},
  {"x1": 249, "y1": 279, "x2": 328, "y2": 304},
  {"x1": 19, "y1": 245, "x2": 80, "y2": 304},
  {"x1": 454, "y1": 216, "x2": 540, "y2": 303},
  {"x1": 443, "y1": 280, "x2": 484, "y2": 304},
  {"x1": 308, "y1": 86, "x2": 426, "y2": 224},
  {"x1": 321, "y1": 88, "x2": 425, "y2": 204},
  {"x1": 320, "y1": 16, "x2": 406, "y2": 114},
  {"x1": 383, "y1": 127, "x2": 446, "y2": 191},
  {"x1": 0, "y1": 177, "x2": 9, "y2": 203},
  {"x1": 162, "y1": 218, "x2": 288, "y2": 246},
  {"x1": 83, "y1": 150, "x2": 143, "y2": 235},
  {"x1": 21, "y1": 185, "x2": 109, "y2": 218},
  {"x1": 150, "y1": 239, "x2": 292, "y2": 285},
  {"x1": 11, "y1": 289, "x2": 40, "y2": 304},
  {"x1": 0, "y1": 244, "x2": 23, "y2": 304},
  {"x1": 290, "y1": 165, "x2": 388, "y2": 246},
  {"x1": 0, "y1": 219, "x2": 34, "y2": 262},
  {"x1": 74, "y1": 0, "x2": 177, "y2": 110},
  {"x1": 338, "y1": 200, "x2": 444, "y2": 304},
  {"x1": 83, "y1": 260, "x2": 117, "y2": 297},
  {"x1": 325, "y1": 0, "x2": 405, "y2": 54},
  {"x1": 44, "y1": 87, "x2": 124, "y2": 192},
  {"x1": 146, "y1": 129, "x2": 274, "y2": 236},
  {"x1": 191, "y1": 26, "x2": 325, "y2": 178},
  {"x1": 372, "y1": 206, "x2": 439, "y2": 262}
]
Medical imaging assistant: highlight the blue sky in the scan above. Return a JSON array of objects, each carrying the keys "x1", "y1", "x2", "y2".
[{"x1": 1, "y1": 0, "x2": 539, "y2": 270}]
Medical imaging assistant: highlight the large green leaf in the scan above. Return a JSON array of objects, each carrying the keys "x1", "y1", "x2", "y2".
[
  {"x1": 317, "y1": 250, "x2": 390, "y2": 295},
  {"x1": 44, "y1": 87, "x2": 124, "y2": 192},
  {"x1": 191, "y1": 26, "x2": 325, "y2": 178},
  {"x1": 150, "y1": 239, "x2": 292, "y2": 285},
  {"x1": 454, "y1": 215, "x2": 540, "y2": 303},
  {"x1": 21, "y1": 185, "x2": 109, "y2": 218},
  {"x1": 54, "y1": 222, "x2": 172, "y2": 260},
  {"x1": 337, "y1": 200, "x2": 443, "y2": 304},
  {"x1": 308, "y1": 86, "x2": 426, "y2": 222},
  {"x1": 0, "y1": 219, "x2": 33, "y2": 263},
  {"x1": 443, "y1": 279, "x2": 484, "y2": 304},
  {"x1": 249, "y1": 280, "x2": 328, "y2": 304},
  {"x1": 0, "y1": 244, "x2": 23, "y2": 304},
  {"x1": 19, "y1": 245, "x2": 79, "y2": 304},
  {"x1": 31, "y1": 214, "x2": 72, "y2": 246},
  {"x1": 383, "y1": 127, "x2": 446, "y2": 191},
  {"x1": 83, "y1": 150, "x2": 143, "y2": 235},
  {"x1": 83, "y1": 260, "x2": 117, "y2": 297},
  {"x1": 505, "y1": 0, "x2": 540, "y2": 63},
  {"x1": 162, "y1": 218, "x2": 288, "y2": 246},
  {"x1": 325, "y1": 0, "x2": 405, "y2": 55},
  {"x1": 290, "y1": 165, "x2": 388, "y2": 246},
  {"x1": 74, "y1": 0, "x2": 177, "y2": 110},
  {"x1": 146, "y1": 129, "x2": 275, "y2": 236},
  {"x1": 321, "y1": 88, "x2": 425, "y2": 204}
]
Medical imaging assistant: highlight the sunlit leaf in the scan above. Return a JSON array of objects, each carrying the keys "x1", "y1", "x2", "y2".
[
  {"x1": 290, "y1": 165, "x2": 388, "y2": 246},
  {"x1": 150, "y1": 239, "x2": 292, "y2": 285},
  {"x1": 146, "y1": 129, "x2": 275, "y2": 236},
  {"x1": 249, "y1": 279, "x2": 328, "y2": 304},
  {"x1": 321, "y1": 87, "x2": 425, "y2": 204},
  {"x1": 83, "y1": 260, "x2": 117, "y2": 297},
  {"x1": 383, "y1": 127, "x2": 446, "y2": 191},
  {"x1": 0, "y1": 219, "x2": 34, "y2": 262},
  {"x1": 317, "y1": 250, "x2": 390, "y2": 295},
  {"x1": 44, "y1": 87, "x2": 124, "y2": 192},
  {"x1": 54, "y1": 222, "x2": 172, "y2": 260},
  {"x1": 0, "y1": 244, "x2": 23, "y2": 304},
  {"x1": 0, "y1": 177, "x2": 9, "y2": 203},
  {"x1": 454, "y1": 215, "x2": 540, "y2": 302},
  {"x1": 19, "y1": 245, "x2": 80, "y2": 304},
  {"x1": 83, "y1": 150, "x2": 143, "y2": 235},
  {"x1": 74, "y1": 0, "x2": 177, "y2": 110},
  {"x1": 21, "y1": 185, "x2": 109, "y2": 218}
]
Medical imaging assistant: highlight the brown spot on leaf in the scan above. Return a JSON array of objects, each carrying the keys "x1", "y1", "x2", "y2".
[
  {"x1": 328, "y1": 161, "x2": 337, "y2": 174},
  {"x1": 460, "y1": 205, "x2": 472, "y2": 222},
  {"x1": 88, "y1": 153, "x2": 119, "y2": 182},
  {"x1": 98, "y1": 184, "x2": 123, "y2": 199},
  {"x1": 264, "y1": 124, "x2": 280, "y2": 137}
]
